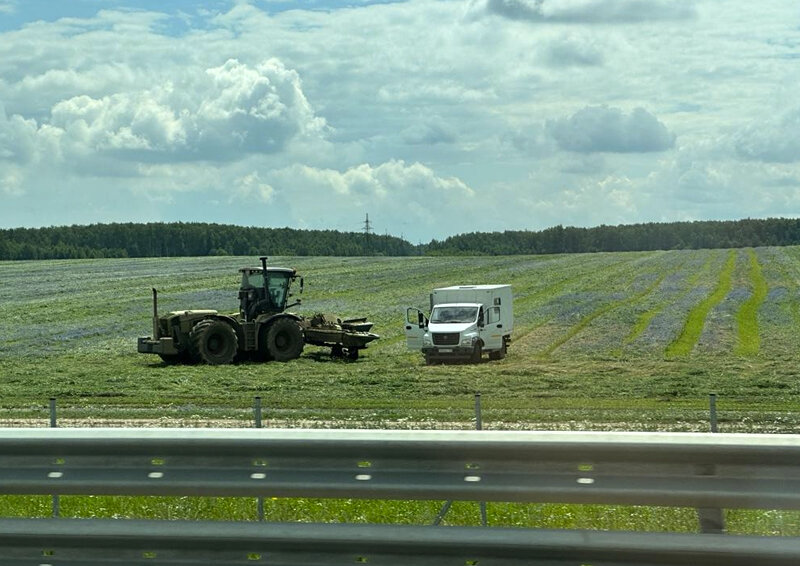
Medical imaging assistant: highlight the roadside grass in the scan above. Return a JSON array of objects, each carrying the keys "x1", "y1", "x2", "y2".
[
  {"x1": 735, "y1": 249, "x2": 768, "y2": 356},
  {"x1": 665, "y1": 250, "x2": 736, "y2": 357},
  {"x1": 2, "y1": 494, "x2": 798, "y2": 536}
]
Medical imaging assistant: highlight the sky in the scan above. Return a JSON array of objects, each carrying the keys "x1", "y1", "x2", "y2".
[{"x1": 0, "y1": 0, "x2": 799, "y2": 243}]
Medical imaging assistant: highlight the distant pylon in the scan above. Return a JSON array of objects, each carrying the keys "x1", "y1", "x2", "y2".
[{"x1": 363, "y1": 213, "x2": 372, "y2": 254}]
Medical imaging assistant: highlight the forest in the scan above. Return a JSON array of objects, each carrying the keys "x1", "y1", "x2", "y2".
[{"x1": 2, "y1": 217, "x2": 800, "y2": 260}]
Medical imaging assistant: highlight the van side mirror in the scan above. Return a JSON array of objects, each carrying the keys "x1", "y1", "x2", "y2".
[{"x1": 417, "y1": 312, "x2": 426, "y2": 328}]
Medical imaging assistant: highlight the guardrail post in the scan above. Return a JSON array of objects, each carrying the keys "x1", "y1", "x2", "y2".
[
  {"x1": 709, "y1": 393, "x2": 718, "y2": 433},
  {"x1": 254, "y1": 397, "x2": 265, "y2": 522},
  {"x1": 475, "y1": 393, "x2": 487, "y2": 527},
  {"x1": 697, "y1": 393, "x2": 725, "y2": 534},
  {"x1": 254, "y1": 397, "x2": 263, "y2": 429},
  {"x1": 435, "y1": 393, "x2": 488, "y2": 526},
  {"x1": 49, "y1": 398, "x2": 60, "y2": 518}
]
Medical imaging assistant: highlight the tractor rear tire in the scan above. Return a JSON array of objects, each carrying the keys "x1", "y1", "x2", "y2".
[
  {"x1": 190, "y1": 319, "x2": 239, "y2": 365},
  {"x1": 266, "y1": 318, "x2": 304, "y2": 362}
]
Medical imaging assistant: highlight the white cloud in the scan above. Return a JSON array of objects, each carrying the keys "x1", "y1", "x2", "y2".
[
  {"x1": 401, "y1": 117, "x2": 457, "y2": 145},
  {"x1": 234, "y1": 171, "x2": 275, "y2": 203},
  {"x1": 734, "y1": 107, "x2": 800, "y2": 164},
  {"x1": 0, "y1": 102, "x2": 38, "y2": 162},
  {"x1": 7, "y1": 59, "x2": 326, "y2": 165},
  {"x1": 541, "y1": 34, "x2": 604, "y2": 67},
  {"x1": 473, "y1": 0, "x2": 696, "y2": 23},
  {"x1": 266, "y1": 160, "x2": 476, "y2": 237},
  {"x1": 547, "y1": 106, "x2": 676, "y2": 153},
  {"x1": 0, "y1": 165, "x2": 24, "y2": 196}
]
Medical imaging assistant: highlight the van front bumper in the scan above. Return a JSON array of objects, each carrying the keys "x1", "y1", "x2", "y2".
[{"x1": 421, "y1": 346, "x2": 474, "y2": 359}]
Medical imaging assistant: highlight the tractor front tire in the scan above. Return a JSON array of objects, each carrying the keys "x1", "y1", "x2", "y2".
[
  {"x1": 266, "y1": 318, "x2": 304, "y2": 362},
  {"x1": 190, "y1": 319, "x2": 239, "y2": 365}
]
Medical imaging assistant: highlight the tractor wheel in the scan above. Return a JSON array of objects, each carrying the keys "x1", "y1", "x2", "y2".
[
  {"x1": 266, "y1": 318, "x2": 304, "y2": 362},
  {"x1": 345, "y1": 347, "x2": 359, "y2": 361},
  {"x1": 470, "y1": 342, "x2": 483, "y2": 363},
  {"x1": 190, "y1": 319, "x2": 238, "y2": 365}
]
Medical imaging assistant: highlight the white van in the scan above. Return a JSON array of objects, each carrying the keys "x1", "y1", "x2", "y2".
[{"x1": 405, "y1": 285, "x2": 513, "y2": 364}]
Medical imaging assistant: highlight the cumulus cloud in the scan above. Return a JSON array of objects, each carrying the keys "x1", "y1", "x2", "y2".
[
  {"x1": 734, "y1": 108, "x2": 800, "y2": 163},
  {"x1": 0, "y1": 165, "x2": 24, "y2": 196},
  {"x1": 267, "y1": 160, "x2": 476, "y2": 236},
  {"x1": 547, "y1": 106, "x2": 676, "y2": 153},
  {"x1": 401, "y1": 117, "x2": 457, "y2": 145},
  {"x1": 9, "y1": 59, "x2": 326, "y2": 166},
  {"x1": 0, "y1": 103, "x2": 39, "y2": 162},
  {"x1": 234, "y1": 171, "x2": 275, "y2": 203},
  {"x1": 541, "y1": 34, "x2": 604, "y2": 67},
  {"x1": 472, "y1": 0, "x2": 696, "y2": 23}
]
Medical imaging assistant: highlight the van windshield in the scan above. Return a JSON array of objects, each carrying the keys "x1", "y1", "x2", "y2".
[{"x1": 431, "y1": 306, "x2": 478, "y2": 324}]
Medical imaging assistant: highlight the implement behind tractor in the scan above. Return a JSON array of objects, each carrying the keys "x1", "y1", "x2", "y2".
[{"x1": 138, "y1": 257, "x2": 378, "y2": 364}]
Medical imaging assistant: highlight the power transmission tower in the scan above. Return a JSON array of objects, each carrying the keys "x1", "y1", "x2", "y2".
[{"x1": 363, "y1": 213, "x2": 373, "y2": 255}]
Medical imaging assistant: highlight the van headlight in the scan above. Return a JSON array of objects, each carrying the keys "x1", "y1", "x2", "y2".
[
  {"x1": 460, "y1": 334, "x2": 477, "y2": 346},
  {"x1": 423, "y1": 335, "x2": 432, "y2": 346}
]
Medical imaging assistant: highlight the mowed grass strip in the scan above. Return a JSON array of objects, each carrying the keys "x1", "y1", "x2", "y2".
[
  {"x1": 735, "y1": 249, "x2": 768, "y2": 356},
  {"x1": 624, "y1": 255, "x2": 705, "y2": 345},
  {"x1": 539, "y1": 272, "x2": 667, "y2": 357},
  {"x1": 665, "y1": 250, "x2": 736, "y2": 357}
]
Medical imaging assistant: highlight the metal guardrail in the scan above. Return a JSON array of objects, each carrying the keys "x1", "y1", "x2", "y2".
[{"x1": 1, "y1": 428, "x2": 800, "y2": 565}]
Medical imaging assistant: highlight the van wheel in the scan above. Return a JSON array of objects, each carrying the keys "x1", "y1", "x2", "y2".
[
  {"x1": 266, "y1": 318, "x2": 304, "y2": 362},
  {"x1": 470, "y1": 342, "x2": 483, "y2": 363},
  {"x1": 489, "y1": 342, "x2": 507, "y2": 361},
  {"x1": 190, "y1": 319, "x2": 238, "y2": 365}
]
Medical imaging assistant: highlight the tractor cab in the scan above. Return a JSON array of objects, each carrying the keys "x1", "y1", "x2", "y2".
[{"x1": 239, "y1": 259, "x2": 302, "y2": 321}]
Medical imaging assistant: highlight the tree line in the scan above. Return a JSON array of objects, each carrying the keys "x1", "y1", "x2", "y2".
[
  {"x1": 1, "y1": 218, "x2": 800, "y2": 260},
  {"x1": 424, "y1": 218, "x2": 800, "y2": 255},
  {"x1": 0, "y1": 223, "x2": 414, "y2": 260}
]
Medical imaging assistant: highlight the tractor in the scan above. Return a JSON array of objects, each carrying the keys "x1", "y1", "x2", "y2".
[{"x1": 138, "y1": 257, "x2": 378, "y2": 365}]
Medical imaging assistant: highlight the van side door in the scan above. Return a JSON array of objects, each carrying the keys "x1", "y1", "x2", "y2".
[
  {"x1": 404, "y1": 307, "x2": 428, "y2": 350},
  {"x1": 479, "y1": 305, "x2": 504, "y2": 350}
]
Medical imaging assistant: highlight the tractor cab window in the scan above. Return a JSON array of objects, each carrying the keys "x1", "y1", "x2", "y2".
[
  {"x1": 241, "y1": 270, "x2": 264, "y2": 290},
  {"x1": 266, "y1": 272, "x2": 291, "y2": 309}
]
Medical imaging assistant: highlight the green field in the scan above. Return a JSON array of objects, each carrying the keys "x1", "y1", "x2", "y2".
[
  {"x1": 1, "y1": 248, "x2": 799, "y2": 431},
  {"x1": 2, "y1": 249, "x2": 800, "y2": 533}
]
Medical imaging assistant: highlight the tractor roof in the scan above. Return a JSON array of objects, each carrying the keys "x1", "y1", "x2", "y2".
[{"x1": 239, "y1": 266, "x2": 296, "y2": 275}]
